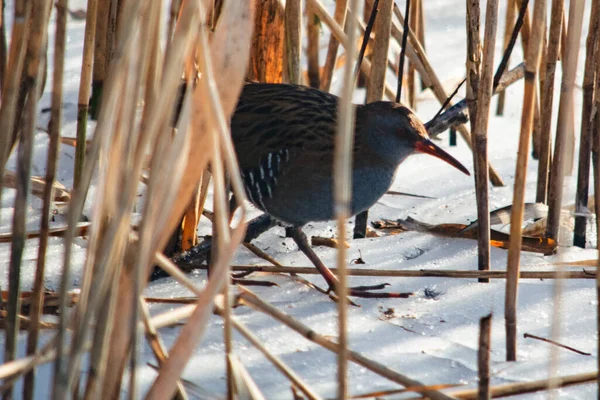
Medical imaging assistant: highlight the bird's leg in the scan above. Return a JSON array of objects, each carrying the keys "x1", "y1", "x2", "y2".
[{"x1": 289, "y1": 227, "x2": 412, "y2": 299}]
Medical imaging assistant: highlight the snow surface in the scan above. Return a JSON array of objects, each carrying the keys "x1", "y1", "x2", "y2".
[{"x1": 0, "y1": 0, "x2": 598, "y2": 399}]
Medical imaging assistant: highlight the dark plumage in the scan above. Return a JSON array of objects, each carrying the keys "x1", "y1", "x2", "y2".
[{"x1": 230, "y1": 82, "x2": 469, "y2": 298}]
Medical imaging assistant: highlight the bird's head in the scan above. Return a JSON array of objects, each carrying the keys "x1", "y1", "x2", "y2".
[{"x1": 363, "y1": 102, "x2": 470, "y2": 176}]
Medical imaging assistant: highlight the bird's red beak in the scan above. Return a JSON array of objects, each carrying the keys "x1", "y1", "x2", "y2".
[{"x1": 414, "y1": 139, "x2": 470, "y2": 176}]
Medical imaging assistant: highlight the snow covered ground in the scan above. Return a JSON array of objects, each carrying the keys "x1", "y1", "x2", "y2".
[{"x1": 0, "y1": 0, "x2": 598, "y2": 399}]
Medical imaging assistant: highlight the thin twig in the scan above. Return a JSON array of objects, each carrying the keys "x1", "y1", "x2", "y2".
[
  {"x1": 395, "y1": 0, "x2": 410, "y2": 103},
  {"x1": 524, "y1": 333, "x2": 592, "y2": 356},
  {"x1": 353, "y1": 0, "x2": 378, "y2": 82}
]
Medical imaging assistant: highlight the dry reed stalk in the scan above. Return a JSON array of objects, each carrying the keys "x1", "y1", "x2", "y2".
[
  {"x1": 535, "y1": 0, "x2": 563, "y2": 204},
  {"x1": 24, "y1": 0, "x2": 68, "y2": 394},
  {"x1": 514, "y1": 0, "x2": 544, "y2": 161},
  {"x1": 94, "y1": 6, "x2": 202, "y2": 396},
  {"x1": 73, "y1": 0, "x2": 100, "y2": 189},
  {"x1": 546, "y1": 1, "x2": 585, "y2": 239},
  {"x1": 595, "y1": 23, "x2": 600, "y2": 391},
  {"x1": 229, "y1": 354, "x2": 269, "y2": 399},
  {"x1": 238, "y1": 287, "x2": 454, "y2": 400},
  {"x1": 0, "y1": 0, "x2": 31, "y2": 219},
  {"x1": 573, "y1": 0, "x2": 600, "y2": 248},
  {"x1": 90, "y1": 0, "x2": 110, "y2": 119},
  {"x1": 284, "y1": 0, "x2": 301, "y2": 84},
  {"x1": 213, "y1": 299, "x2": 323, "y2": 400},
  {"x1": 146, "y1": 228, "x2": 246, "y2": 400},
  {"x1": 186, "y1": 264, "x2": 595, "y2": 280},
  {"x1": 309, "y1": 0, "x2": 397, "y2": 100},
  {"x1": 306, "y1": 4, "x2": 321, "y2": 88},
  {"x1": 52, "y1": 0, "x2": 166, "y2": 392},
  {"x1": 0, "y1": 0, "x2": 6, "y2": 93},
  {"x1": 472, "y1": 0, "x2": 499, "y2": 283},
  {"x1": 353, "y1": 0, "x2": 391, "y2": 240},
  {"x1": 139, "y1": 300, "x2": 189, "y2": 399},
  {"x1": 449, "y1": 371, "x2": 597, "y2": 399},
  {"x1": 333, "y1": 0, "x2": 361, "y2": 396},
  {"x1": 393, "y1": 4, "x2": 504, "y2": 187},
  {"x1": 145, "y1": 0, "x2": 255, "y2": 396},
  {"x1": 248, "y1": 0, "x2": 284, "y2": 83},
  {"x1": 477, "y1": 314, "x2": 491, "y2": 400},
  {"x1": 505, "y1": 0, "x2": 546, "y2": 362},
  {"x1": 389, "y1": 22, "x2": 430, "y2": 90},
  {"x1": 365, "y1": 0, "x2": 393, "y2": 103},
  {"x1": 465, "y1": 0, "x2": 481, "y2": 280},
  {"x1": 5, "y1": 3, "x2": 51, "y2": 398},
  {"x1": 167, "y1": 0, "x2": 182, "y2": 43},
  {"x1": 106, "y1": 0, "x2": 118, "y2": 66},
  {"x1": 496, "y1": 1, "x2": 516, "y2": 116},
  {"x1": 320, "y1": 0, "x2": 347, "y2": 91}
]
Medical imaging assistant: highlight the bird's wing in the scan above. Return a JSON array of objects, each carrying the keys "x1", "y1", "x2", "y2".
[{"x1": 230, "y1": 83, "x2": 340, "y2": 169}]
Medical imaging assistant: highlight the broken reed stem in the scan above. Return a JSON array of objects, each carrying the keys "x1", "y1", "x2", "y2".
[
  {"x1": 393, "y1": 3, "x2": 505, "y2": 187},
  {"x1": 24, "y1": 0, "x2": 68, "y2": 394},
  {"x1": 284, "y1": 0, "x2": 301, "y2": 84},
  {"x1": 536, "y1": 0, "x2": 563, "y2": 204},
  {"x1": 505, "y1": 0, "x2": 546, "y2": 362},
  {"x1": 426, "y1": 63, "x2": 525, "y2": 136},
  {"x1": 496, "y1": 1, "x2": 516, "y2": 116},
  {"x1": 73, "y1": 0, "x2": 100, "y2": 189},
  {"x1": 477, "y1": 314, "x2": 492, "y2": 400},
  {"x1": 319, "y1": 0, "x2": 347, "y2": 91},
  {"x1": 395, "y1": 0, "x2": 410, "y2": 103},
  {"x1": 238, "y1": 287, "x2": 454, "y2": 400},
  {"x1": 546, "y1": 1, "x2": 585, "y2": 239},
  {"x1": 334, "y1": 0, "x2": 361, "y2": 396},
  {"x1": 183, "y1": 264, "x2": 596, "y2": 280},
  {"x1": 573, "y1": 0, "x2": 600, "y2": 248}
]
